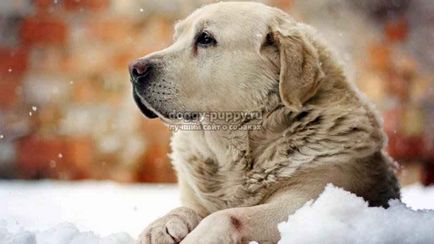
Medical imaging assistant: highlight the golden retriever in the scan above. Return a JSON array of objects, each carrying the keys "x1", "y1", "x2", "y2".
[{"x1": 128, "y1": 2, "x2": 400, "y2": 243}]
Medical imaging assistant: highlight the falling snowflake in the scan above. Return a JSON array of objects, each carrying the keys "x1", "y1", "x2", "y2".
[
  {"x1": 29, "y1": 112, "x2": 32, "y2": 116},
  {"x1": 32, "y1": 106, "x2": 37, "y2": 111},
  {"x1": 58, "y1": 153, "x2": 63, "y2": 158},
  {"x1": 0, "y1": 134, "x2": 4, "y2": 139},
  {"x1": 70, "y1": 80, "x2": 74, "y2": 85},
  {"x1": 140, "y1": 8, "x2": 144, "y2": 12},
  {"x1": 8, "y1": 68, "x2": 12, "y2": 73}
]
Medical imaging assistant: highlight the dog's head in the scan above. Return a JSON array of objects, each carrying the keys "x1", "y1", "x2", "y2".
[{"x1": 129, "y1": 2, "x2": 324, "y2": 121}]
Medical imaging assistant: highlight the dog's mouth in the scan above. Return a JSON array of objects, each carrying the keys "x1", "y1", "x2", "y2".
[{"x1": 133, "y1": 90, "x2": 158, "y2": 119}]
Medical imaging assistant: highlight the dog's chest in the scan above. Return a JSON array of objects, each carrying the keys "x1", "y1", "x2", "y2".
[
  {"x1": 170, "y1": 131, "x2": 285, "y2": 212},
  {"x1": 176, "y1": 155, "x2": 266, "y2": 212}
]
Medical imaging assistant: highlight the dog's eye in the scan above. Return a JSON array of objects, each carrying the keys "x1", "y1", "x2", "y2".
[{"x1": 196, "y1": 31, "x2": 217, "y2": 47}]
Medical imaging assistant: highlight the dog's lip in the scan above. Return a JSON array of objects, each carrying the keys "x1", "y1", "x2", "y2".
[
  {"x1": 132, "y1": 90, "x2": 176, "y2": 125},
  {"x1": 133, "y1": 89, "x2": 159, "y2": 119}
]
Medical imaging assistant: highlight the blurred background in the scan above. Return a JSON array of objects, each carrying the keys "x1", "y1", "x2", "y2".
[{"x1": 0, "y1": 0, "x2": 433, "y2": 186}]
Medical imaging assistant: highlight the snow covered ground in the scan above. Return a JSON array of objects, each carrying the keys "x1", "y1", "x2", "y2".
[
  {"x1": 0, "y1": 181, "x2": 179, "y2": 244},
  {"x1": 279, "y1": 184, "x2": 434, "y2": 244},
  {"x1": 0, "y1": 180, "x2": 433, "y2": 244}
]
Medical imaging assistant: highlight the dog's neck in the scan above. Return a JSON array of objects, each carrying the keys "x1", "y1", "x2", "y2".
[
  {"x1": 191, "y1": 100, "x2": 291, "y2": 168},
  {"x1": 191, "y1": 80, "x2": 359, "y2": 170}
]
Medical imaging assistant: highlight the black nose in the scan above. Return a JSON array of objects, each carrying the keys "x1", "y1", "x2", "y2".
[{"x1": 129, "y1": 59, "x2": 152, "y2": 83}]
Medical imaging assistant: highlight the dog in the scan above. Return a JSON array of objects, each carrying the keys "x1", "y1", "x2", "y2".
[{"x1": 128, "y1": 2, "x2": 400, "y2": 243}]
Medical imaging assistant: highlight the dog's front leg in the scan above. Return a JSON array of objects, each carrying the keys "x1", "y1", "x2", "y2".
[
  {"x1": 181, "y1": 189, "x2": 315, "y2": 244},
  {"x1": 137, "y1": 207, "x2": 202, "y2": 244}
]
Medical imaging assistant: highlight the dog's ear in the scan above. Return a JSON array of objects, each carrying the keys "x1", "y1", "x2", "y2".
[{"x1": 266, "y1": 20, "x2": 324, "y2": 111}]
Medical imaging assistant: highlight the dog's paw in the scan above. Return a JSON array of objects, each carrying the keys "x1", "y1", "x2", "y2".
[
  {"x1": 180, "y1": 211, "x2": 241, "y2": 244},
  {"x1": 137, "y1": 207, "x2": 202, "y2": 244}
]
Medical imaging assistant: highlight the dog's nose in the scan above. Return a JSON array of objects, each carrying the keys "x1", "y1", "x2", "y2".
[{"x1": 129, "y1": 59, "x2": 152, "y2": 83}]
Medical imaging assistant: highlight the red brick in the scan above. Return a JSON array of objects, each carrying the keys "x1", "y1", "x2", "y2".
[
  {"x1": 45, "y1": 137, "x2": 95, "y2": 180},
  {"x1": 34, "y1": 0, "x2": 55, "y2": 9},
  {"x1": 65, "y1": 137, "x2": 95, "y2": 170},
  {"x1": 72, "y1": 79, "x2": 99, "y2": 103},
  {"x1": 64, "y1": 0, "x2": 109, "y2": 11},
  {"x1": 369, "y1": 42, "x2": 391, "y2": 71},
  {"x1": 136, "y1": 144, "x2": 176, "y2": 183},
  {"x1": 16, "y1": 136, "x2": 95, "y2": 179},
  {"x1": 88, "y1": 18, "x2": 133, "y2": 43},
  {"x1": 114, "y1": 51, "x2": 136, "y2": 72},
  {"x1": 32, "y1": 105, "x2": 61, "y2": 127},
  {"x1": 140, "y1": 119, "x2": 171, "y2": 144},
  {"x1": 28, "y1": 46, "x2": 70, "y2": 74},
  {"x1": 108, "y1": 167, "x2": 135, "y2": 183},
  {"x1": 385, "y1": 17, "x2": 408, "y2": 43},
  {"x1": 0, "y1": 48, "x2": 29, "y2": 75},
  {"x1": 0, "y1": 75, "x2": 23, "y2": 109},
  {"x1": 20, "y1": 14, "x2": 68, "y2": 46},
  {"x1": 135, "y1": 120, "x2": 174, "y2": 182},
  {"x1": 385, "y1": 71, "x2": 410, "y2": 99},
  {"x1": 387, "y1": 134, "x2": 425, "y2": 160},
  {"x1": 17, "y1": 136, "x2": 65, "y2": 174}
]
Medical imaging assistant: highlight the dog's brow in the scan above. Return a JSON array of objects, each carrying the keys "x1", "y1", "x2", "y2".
[
  {"x1": 174, "y1": 19, "x2": 211, "y2": 41},
  {"x1": 193, "y1": 20, "x2": 212, "y2": 36}
]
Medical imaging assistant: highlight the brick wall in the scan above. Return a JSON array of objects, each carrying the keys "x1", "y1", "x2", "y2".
[
  {"x1": 0, "y1": 0, "x2": 433, "y2": 184},
  {"x1": 0, "y1": 0, "x2": 181, "y2": 182}
]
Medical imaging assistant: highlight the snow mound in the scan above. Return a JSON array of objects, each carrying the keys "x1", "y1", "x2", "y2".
[
  {"x1": 278, "y1": 184, "x2": 434, "y2": 244},
  {"x1": 0, "y1": 223, "x2": 134, "y2": 244}
]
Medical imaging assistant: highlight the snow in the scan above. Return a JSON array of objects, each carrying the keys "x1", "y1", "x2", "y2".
[
  {"x1": 0, "y1": 181, "x2": 433, "y2": 244},
  {"x1": 0, "y1": 181, "x2": 179, "y2": 244},
  {"x1": 0, "y1": 223, "x2": 134, "y2": 244},
  {"x1": 278, "y1": 184, "x2": 434, "y2": 244},
  {"x1": 401, "y1": 184, "x2": 434, "y2": 210}
]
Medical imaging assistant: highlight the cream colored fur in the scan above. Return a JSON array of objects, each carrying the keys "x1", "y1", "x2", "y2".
[{"x1": 134, "y1": 2, "x2": 400, "y2": 243}]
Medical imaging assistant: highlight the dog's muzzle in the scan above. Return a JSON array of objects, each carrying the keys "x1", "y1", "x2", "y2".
[{"x1": 129, "y1": 59, "x2": 159, "y2": 119}]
